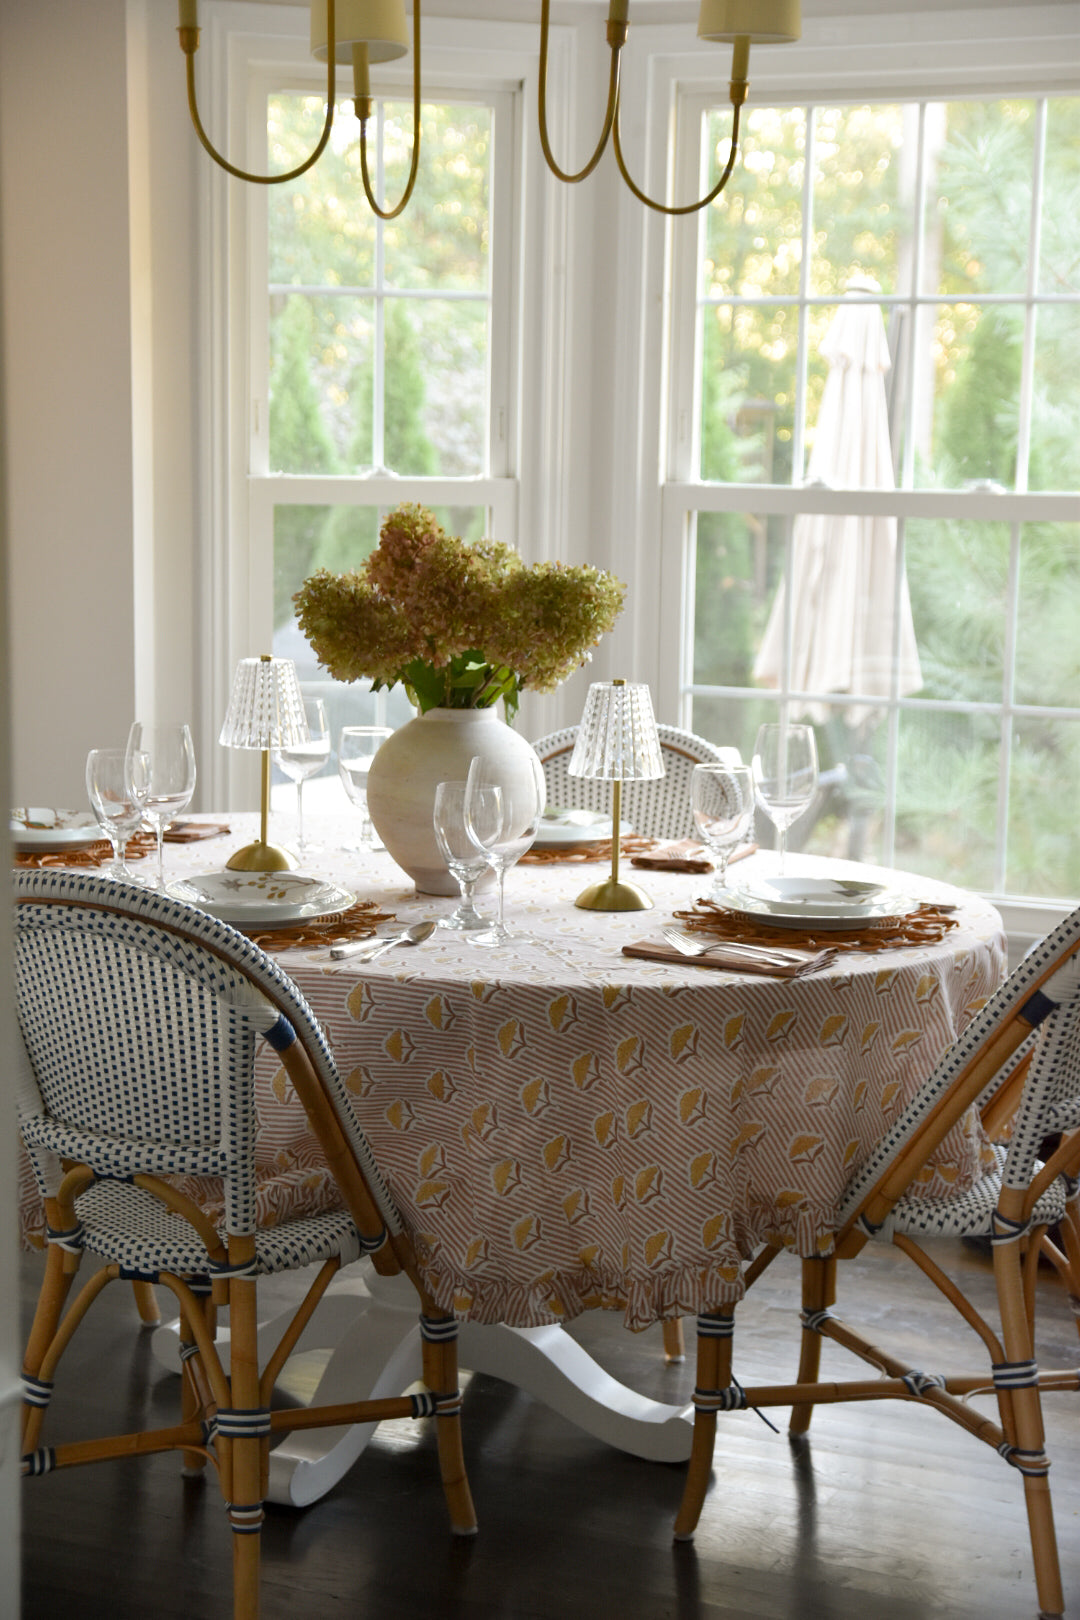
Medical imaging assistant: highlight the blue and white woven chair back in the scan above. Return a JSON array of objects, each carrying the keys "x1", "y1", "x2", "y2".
[
  {"x1": 13, "y1": 870, "x2": 400, "y2": 1240},
  {"x1": 836, "y1": 903, "x2": 1080, "y2": 1233},
  {"x1": 1000, "y1": 946, "x2": 1080, "y2": 1194},
  {"x1": 532, "y1": 724, "x2": 742, "y2": 843}
]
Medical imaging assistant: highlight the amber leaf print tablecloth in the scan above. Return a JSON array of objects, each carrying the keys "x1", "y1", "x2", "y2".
[{"x1": 16, "y1": 824, "x2": 1008, "y2": 1332}]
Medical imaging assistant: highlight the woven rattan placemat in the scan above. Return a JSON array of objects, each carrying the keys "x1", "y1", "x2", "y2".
[{"x1": 671, "y1": 898, "x2": 960, "y2": 954}]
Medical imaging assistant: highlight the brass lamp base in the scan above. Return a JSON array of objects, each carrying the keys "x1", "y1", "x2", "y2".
[
  {"x1": 225, "y1": 840, "x2": 298, "y2": 872},
  {"x1": 574, "y1": 876, "x2": 653, "y2": 912}
]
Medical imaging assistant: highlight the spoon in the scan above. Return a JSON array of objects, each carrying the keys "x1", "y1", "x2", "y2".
[{"x1": 330, "y1": 919, "x2": 438, "y2": 962}]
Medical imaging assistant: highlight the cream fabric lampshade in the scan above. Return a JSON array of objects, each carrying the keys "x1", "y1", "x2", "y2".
[
  {"x1": 697, "y1": 0, "x2": 801, "y2": 43},
  {"x1": 310, "y1": 0, "x2": 409, "y2": 64}
]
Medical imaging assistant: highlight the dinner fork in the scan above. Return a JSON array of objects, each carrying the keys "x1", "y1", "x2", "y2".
[{"x1": 659, "y1": 925, "x2": 809, "y2": 969}]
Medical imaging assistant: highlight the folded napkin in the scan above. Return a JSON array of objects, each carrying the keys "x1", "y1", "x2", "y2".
[
  {"x1": 622, "y1": 938, "x2": 836, "y2": 978},
  {"x1": 164, "y1": 821, "x2": 231, "y2": 843},
  {"x1": 630, "y1": 840, "x2": 757, "y2": 874}
]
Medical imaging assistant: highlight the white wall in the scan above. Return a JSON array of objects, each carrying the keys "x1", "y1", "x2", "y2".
[{"x1": 0, "y1": 0, "x2": 198, "y2": 810}]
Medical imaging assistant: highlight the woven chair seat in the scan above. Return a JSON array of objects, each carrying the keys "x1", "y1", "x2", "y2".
[
  {"x1": 880, "y1": 1146, "x2": 1068, "y2": 1242},
  {"x1": 71, "y1": 1178, "x2": 363, "y2": 1278}
]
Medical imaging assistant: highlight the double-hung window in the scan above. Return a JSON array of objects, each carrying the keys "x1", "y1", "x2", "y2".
[
  {"x1": 199, "y1": 7, "x2": 531, "y2": 803},
  {"x1": 662, "y1": 79, "x2": 1079, "y2": 924}
]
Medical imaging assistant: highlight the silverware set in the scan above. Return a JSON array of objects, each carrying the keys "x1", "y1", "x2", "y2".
[{"x1": 659, "y1": 925, "x2": 835, "y2": 975}]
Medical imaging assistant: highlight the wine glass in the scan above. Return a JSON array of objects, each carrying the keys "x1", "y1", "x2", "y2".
[
  {"x1": 690, "y1": 763, "x2": 756, "y2": 896},
  {"x1": 273, "y1": 695, "x2": 330, "y2": 857},
  {"x1": 751, "y1": 722, "x2": 818, "y2": 876},
  {"x1": 86, "y1": 749, "x2": 146, "y2": 882},
  {"x1": 463, "y1": 751, "x2": 546, "y2": 947},
  {"x1": 124, "y1": 722, "x2": 197, "y2": 889},
  {"x1": 433, "y1": 781, "x2": 496, "y2": 932},
  {"x1": 338, "y1": 726, "x2": 393, "y2": 850}
]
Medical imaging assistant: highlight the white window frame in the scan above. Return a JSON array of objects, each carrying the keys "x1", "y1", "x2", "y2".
[
  {"x1": 193, "y1": 2, "x2": 580, "y2": 807},
  {"x1": 649, "y1": 4, "x2": 1080, "y2": 947}
]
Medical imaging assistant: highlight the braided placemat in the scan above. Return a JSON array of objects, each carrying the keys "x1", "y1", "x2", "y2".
[
  {"x1": 521, "y1": 835, "x2": 657, "y2": 866},
  {"x1": 671, "y1": 898, "x2": 960, "y2": 954},
  {"x1": 13, "y1": 831, "x2": 158, "y2": 870},
  {"x1": 247, "y1": 899, "x2": 396, "y2": 952}
]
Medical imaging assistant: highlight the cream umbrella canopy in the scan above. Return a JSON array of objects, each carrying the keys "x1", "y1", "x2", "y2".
[{"x1": 753, "y1": 278, "x2": 922, "y2": 719}]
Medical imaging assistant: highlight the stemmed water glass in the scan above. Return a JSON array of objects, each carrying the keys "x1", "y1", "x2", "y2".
[
  {"x1": 463, "y1": 751, "x2": 545, "y2": 947},
  {"x1": 432, "y1": 781, "x2": 496, "y2": 933},
  {"x1": 690, "y1": 763, "x2": 756, "y2": 897},
  {"x1": 338, "y1": 726, "x2": 392, "y2": 851},
  {"x1": 273, "y1": 695, "x2": 330, "y2": 858},
  {"x1": 751, "y1": 722, "x2": 818, "y2": 876},
  {"x1": 124, "y1": 721, "x2": 197, "y2": 890},
  {"x1": 86, "y1": 749, "x2": 146, "y2": 882}
]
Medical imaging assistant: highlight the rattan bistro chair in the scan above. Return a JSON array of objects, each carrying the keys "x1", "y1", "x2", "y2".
[
  {"x1": 14, "y1": 871, "x2": 476, "y2": 1620},
  {"x1": 532, "y1": 723, "x2": 741, "y2": 843},
  {"x1": 674, "y1": 905, "x2": 1080, "y2": 1619}
]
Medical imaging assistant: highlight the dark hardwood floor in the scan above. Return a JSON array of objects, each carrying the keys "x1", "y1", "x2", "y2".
[{"x1": 18, "y1": 1240, "x2": 1080, "y2": 1619}]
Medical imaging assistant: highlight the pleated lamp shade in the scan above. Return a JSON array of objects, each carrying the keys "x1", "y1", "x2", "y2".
[
  {"x1": 219, "y1": 656, "x2": 308, "y2": 752},
  {"x1": 219, "y1": 655, "x2": 308, "y2": 871},
  {"x1": 568, "y1": 680, "x2": 663, "y2": 912},
  {"x1": 569, "y1": 682, "x2": 665, "y2": 784}
]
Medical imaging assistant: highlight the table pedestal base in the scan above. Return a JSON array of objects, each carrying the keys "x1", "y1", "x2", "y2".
[{"x1": 150, "y1": 1263, "x2": 694, "y2": 1506}]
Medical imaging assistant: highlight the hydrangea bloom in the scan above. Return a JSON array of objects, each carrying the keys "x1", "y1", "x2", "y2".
[{"x1": 295, "y1": 504, "x2": 625, "y2": 717}]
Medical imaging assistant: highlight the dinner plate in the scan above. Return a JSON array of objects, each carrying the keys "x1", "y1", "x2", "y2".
[
  {"x1": 720, "y1": 873, "x2": 914, "y2": 930},
  {"x1": 533, "y1": 815, "x2": 633, "y2": 849},
  {"x1": 166, "y1": 870, "x2": 355, "y2": 929},
  {"x1": 10, "y1": 807, "x2": 101, "y2": 852}
]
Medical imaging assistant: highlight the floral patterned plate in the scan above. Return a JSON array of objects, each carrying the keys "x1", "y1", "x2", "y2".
[
  {"x1": 166, "y1": 870, "x2": 355, "y2": 929},
  {"x1": 10, "y1": 808, "x2": 101, "y2": 852}
]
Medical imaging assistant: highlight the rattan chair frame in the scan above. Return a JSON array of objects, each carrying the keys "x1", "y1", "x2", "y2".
[
  {"x1": 14, "y1": 871, "x2": 476, "y2": 1620},
  {"x1": 673, "y1": 905, "x2": 1080, "y2": 1620}
]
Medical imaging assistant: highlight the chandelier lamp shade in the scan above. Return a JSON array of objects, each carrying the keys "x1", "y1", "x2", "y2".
[
  {"x1": 176, "y1": 0, "x2": 800, "y2": 216},
  {"x1": 219, "y1": 654, "x2": 310, "y2": 872},
  {"x1": 568, "y1": 679, "x2": 665, "y2": 912}
]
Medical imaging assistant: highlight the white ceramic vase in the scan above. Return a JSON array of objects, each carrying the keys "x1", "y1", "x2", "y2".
[{"x1": 365, "y1": 706, "x2": 542, "y2": 895}]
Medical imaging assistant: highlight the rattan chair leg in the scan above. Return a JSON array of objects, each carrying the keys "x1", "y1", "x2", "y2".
[
  {"x1": 993, "y1": 1241, "x2": 1065, "y2": 1618},
  {"x1": 789, "y1": 1256, "x2": 836, "y2": 1437},
  {"x1": 420, "y1": 1317, "x2": 478, "y2": 1536},
  {"x1": 224, "y1": 1254, "x2": 265, "y2": 1620},
  {"x1": 179, "y1": 1302, "x2": 212, "y2": 1478},
  {"x1": 673, "y1": 1313, "x2": 733, "y2": 1541},
  {"x1": 662, "y1": 1318, "x2": 686, "y2": 1362},
  {"x1": 21, "y1": 1241, "x2": 80, "y2": 1445},
  {"x1": 130, "y1": 1279, "x2": 162, "y2": 1326}
]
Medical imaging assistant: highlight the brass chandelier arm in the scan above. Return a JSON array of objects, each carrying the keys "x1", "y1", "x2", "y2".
[
  {"x1": 611, "y1": 94, "x2": 744, "y2": 217},
  {"x1": 355, "y1": 0, "x2": 424, "y2": 221},
  {"x1": 178, "y1": 3, "x2": 337, "y2": 186},
  {"x1": 537, "y1": 0, "x2": 625, "y2": 186}
]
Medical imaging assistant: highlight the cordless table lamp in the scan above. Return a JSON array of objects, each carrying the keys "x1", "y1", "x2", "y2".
[
  {"x1": 568, "y1": 678, "x2": 664, "y2": 911},
  {"x1": 219, "y1": 654, "x2": 309, "y2": 871}
]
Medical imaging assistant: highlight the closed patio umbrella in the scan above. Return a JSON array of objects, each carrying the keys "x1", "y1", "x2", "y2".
[{"x1": 753, "y1": 277, "x2": 922, "y2": 719}]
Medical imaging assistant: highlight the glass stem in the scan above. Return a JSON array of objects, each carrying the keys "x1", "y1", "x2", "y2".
[
  {"x1": 156, "y1": 823, "x2": 166, "y2": 888},
  {"x1": 296, "y1": 780, "x2": 305, "y2": 852},
  {"x1": 495, "y1": 862, "x2": 507, "y2": 931},
  {"x1": 778, "y1": 825, "x2": 787, "y2": 875}
]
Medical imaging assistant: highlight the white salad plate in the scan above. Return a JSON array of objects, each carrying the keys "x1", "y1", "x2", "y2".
[
  {"x1": 720, "y1": 873, "x2": 914, "y2": 930},
  {"x1": 166, "y1": 871, "x2": 355, "y2": 929},
  {"x1": 533, "y1": 811, "x2": 634, "y2": 849},
  {"x1": 10, "y1": 808, "x2": 101, "y2": 852}
]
